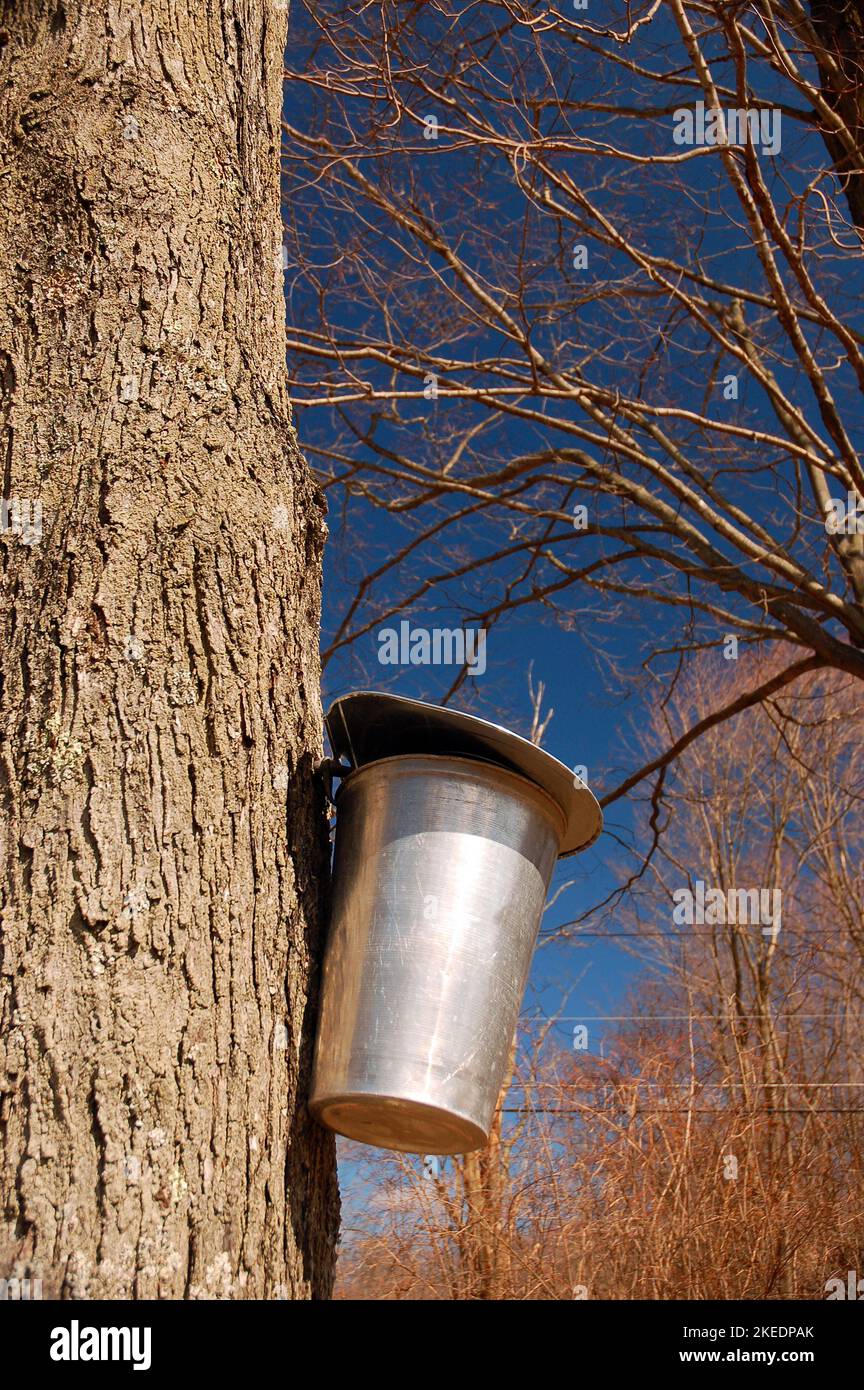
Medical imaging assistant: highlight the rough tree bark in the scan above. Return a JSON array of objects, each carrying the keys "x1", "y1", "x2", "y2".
[{"x1": 0, "y1": 1, "x2": 339, "y2": 1298}]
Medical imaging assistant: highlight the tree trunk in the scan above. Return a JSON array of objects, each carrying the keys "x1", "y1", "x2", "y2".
[
  {"x1": 0, "y1": 1, "x2": 339, "y2": 1299},
  {"x1": 808, "y1": 1, "x2": 864, "y2": 234}
]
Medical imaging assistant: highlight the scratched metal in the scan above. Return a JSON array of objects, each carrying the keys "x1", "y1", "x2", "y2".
[{"x1": 309, "y1": 754, "x2": 566, "y2": 1154}]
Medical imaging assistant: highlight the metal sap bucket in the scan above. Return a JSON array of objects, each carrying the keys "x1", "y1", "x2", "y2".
[{"x1": 310, "y1": 693, "x2": 601, "y2": 1155}]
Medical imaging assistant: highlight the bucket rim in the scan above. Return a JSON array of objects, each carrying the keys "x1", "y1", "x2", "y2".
[
  {"x1": 335, "y1": 750, "x2": 569, "y2": 842},
  {"x1": 325, "y1": 691, "x2": 602, "y2": 855}
]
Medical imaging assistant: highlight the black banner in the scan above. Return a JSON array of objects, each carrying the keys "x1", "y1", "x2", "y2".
[{"x1": 0, "y1": 1296, "x2": 856, "y2": 1378}]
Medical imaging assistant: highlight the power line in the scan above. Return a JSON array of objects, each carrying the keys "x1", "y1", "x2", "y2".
[
  {"x1": 502, "y1": 1107, "x2": 864, "y2": 1115},
  {"x1": 520, "y1": 1016, "x2": 856, "y2": 1026},
  {"x1": 545, "y1": 929, "x2": 855, "y2": 937},
  {"x1": 509, "y1": 1082, "x2": 864, "y2": 1088}
]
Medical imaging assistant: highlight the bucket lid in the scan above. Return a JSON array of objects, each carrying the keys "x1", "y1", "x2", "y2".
[{"x1": 325, "y1": 691, "x2": 602, "y2": 856}]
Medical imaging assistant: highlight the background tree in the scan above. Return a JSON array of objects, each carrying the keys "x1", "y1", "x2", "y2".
[
  {"x1": 335, "y1": 653, "x2": 864, "y2": 1300},
  {"x1": 0, "y1": 2, "x2": 338, "y2": 1298},
  {"x1": 273, "y1": 2, "x2": 864, "y2": 1300},
  {"x1": 283, "y1": 0, "x2": 864, "y2": 800}
]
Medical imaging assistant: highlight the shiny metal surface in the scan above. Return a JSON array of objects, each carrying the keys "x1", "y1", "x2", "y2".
[
  {"x1": 325, "y1": 691, "x2": 602, "y2": 855},
  {"x1": 310, "y1": 754, "x2": 566, "y2": 1154}
]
